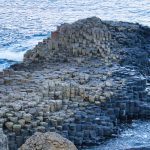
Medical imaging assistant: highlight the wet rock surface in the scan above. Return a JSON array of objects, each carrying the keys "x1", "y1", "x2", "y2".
[{"x1": 0, "y1": 17, "x2": 150, "y2": 150}]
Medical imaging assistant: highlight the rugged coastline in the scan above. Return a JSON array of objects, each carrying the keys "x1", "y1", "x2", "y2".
[{"x1": 0, "y1": 17, "x2": 150, "y2": 150}]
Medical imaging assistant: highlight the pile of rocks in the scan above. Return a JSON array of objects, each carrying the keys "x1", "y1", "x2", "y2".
[{"x1": 0, "y1": 17, "x2": 150, "y2": 150}]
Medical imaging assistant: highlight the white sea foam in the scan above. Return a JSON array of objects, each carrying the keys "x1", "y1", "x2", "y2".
[
  {"x1": 0, "y1": 50, "x2": 25, "y2": 61},
  {"x1": 84, "y1": 121, "x2": 150, "y2": 150}
]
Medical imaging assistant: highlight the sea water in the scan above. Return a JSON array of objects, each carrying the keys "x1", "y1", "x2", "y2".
[
  {"x1": 0, "y1": 0, "x2": 150, "y2": 70},
  {"x1": 82, "y1": 121, "x2": 150, "y2": 150}
]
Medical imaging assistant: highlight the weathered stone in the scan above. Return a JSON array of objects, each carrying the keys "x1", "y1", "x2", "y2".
[
  {"x1": 5, "y1": 122, "x2": 14, "y2": 131},
  {"x1": 36, "y1": 126, "x2": 45, "y2": 132},
  {"x1": 19, "y1": 132, "x2": 78, "y2": 150},
  {"x1": 29, "y1": 108, "x2": 37, "y2": 115},
  {"x1": 23, "y1": 114, "x2": 32, "y2": 123},
  {"x1": 13, "y1": 124, "x2": 21, "y2": 133},
  {"x1": 12, "y1": 104, "x2": 22, "y2": 111},
  {"x1": 9, "y1": 117, "x2": 18, "y2": 123},
  {"x1": 18, "y1": 119, "x2": 25, "y2": 127}
]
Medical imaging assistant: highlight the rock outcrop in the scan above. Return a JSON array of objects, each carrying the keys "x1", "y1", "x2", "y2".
[
  {"x1": 19, "y1": 132, "x2": 77, "y2": 150},
  {"x1": 0, "y1": 17, "x2": 150, "y2": 150},
  {"x1": 22, "y1": 17, "x2": 150, "y2": 74}
]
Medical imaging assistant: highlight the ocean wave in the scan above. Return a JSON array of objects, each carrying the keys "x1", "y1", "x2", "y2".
[
  {"x1": 0, "y1": 34, "x2": 48, "y2": 62},
  {"x1": 0, "y1": 59, "x2": 17, "y2": 71},
  {"x1": 0, "y1": 51, "x2": 25, "y2": 61}
]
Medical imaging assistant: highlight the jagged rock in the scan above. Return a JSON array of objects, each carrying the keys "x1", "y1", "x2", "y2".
[{"x1": 19, "y1": 132, "x2": 78, "y2": 150}]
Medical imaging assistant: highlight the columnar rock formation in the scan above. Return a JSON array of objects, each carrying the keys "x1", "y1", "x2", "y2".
[
  {"x1": 0, "y1": 17, "x2": 150, "y2": 150},
  {"x1": 23, "y1": 17, "x2": 150, "y2": 74},
  {"x1": 0, "y1": 129, "x2": 8, "y2": 150}
]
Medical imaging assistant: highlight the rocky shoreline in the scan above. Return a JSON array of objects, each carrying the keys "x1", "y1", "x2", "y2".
[{"x1": 0, "y1": 17, "x2": 150, "y2": 150}]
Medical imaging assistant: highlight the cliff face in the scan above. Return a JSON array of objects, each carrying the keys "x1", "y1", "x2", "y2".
[{"x1": 0, "y1": 17, "x2": 150, "y2": 150}]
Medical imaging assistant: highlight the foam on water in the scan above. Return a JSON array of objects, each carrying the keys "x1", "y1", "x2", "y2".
[
  {"x1": 0, "y1": 51, "x2": 25, "y2": 62},
  {"x1": 83, "y1": 121, "x2": 150, "y2": 150}
]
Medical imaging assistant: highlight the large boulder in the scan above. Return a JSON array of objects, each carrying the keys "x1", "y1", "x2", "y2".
[{"x1": 19, "y1": 132, "x2": 78, "y2": 150}]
